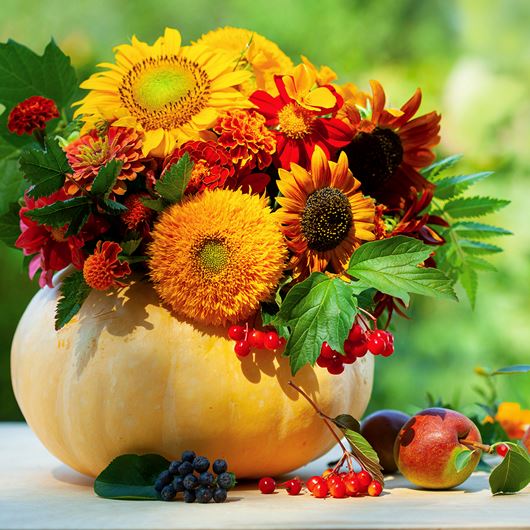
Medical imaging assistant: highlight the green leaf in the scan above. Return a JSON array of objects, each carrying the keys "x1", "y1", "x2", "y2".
[
  {"x1": 0, "y1": 39, "x2": 77, "y2": 145},
  {"x1": 0, "y1": 139, "x2": 25, "y2": 213},
  {"x1": 465, "y1": 256, "x2": 497, "y2": 272},
  {"x1": 140, "y1": 197, "x2": 165, "y2": 212},
  {"x1": 434, "y1": 172, "x2": 492, "y2": 200},
  {"x1": 20, "y1": 137, "x2": 71, "y2": 199},
  {"x1": 155, "y1": 153, "x2": 193, "y2": 203},
  {"x1": 120, "y1": 238, "x2": 142, "y2": 256},
  {"x1": 94, "y1": 454, "x2": 170, "y2": 500},
  {"x1": 64, "y1": 206, "x2": 91, "y2": 237},
  {"x1": 91, "y1": 160, "x2": 123, "y2": 196},
  {"x1": 460, "y1": 240, "x2": 502, "y2": 256},
  {"x1": 343, "y1": 429, "x2": 384, "y2": 485},
  {"x1": 454, "y1": 448, "x2": 477, "y2": 472},
  {"x1": 55, "y1": 271, "x2": 91, "y2": 330},
  {"x1": 452, "y1": 222, "x2": 512, "y2": 239},
  {"x1": 444, "y1": 197, "x2": 510, "y2": 219},
  {"x1": 275, "y1": 273, "x2": 358, "y2": 375},
  {"x1": 422, "y1": 154, "x2": 463, "y2": 179},
  {"x1": 489, "y1": 442, "x2": 530, "y2": 495},
  {"x1": 0, "y1": 202, "x2": 21, "y2": 246},
  {"x1": 100, "y1": 198, "x2": 128, "y2": 215},
  {"x1": 492, "y1": 365, "x2": 530, "y2": 375},
  {"x1": 347, "y1": 236, "x2": 457, "y2": 305},
  {"x1": 331, "y1": 414, "x2": 361, "y2": 434},
  {"x1": 460, "y1": 264, "x2": 478, "y2": 309},
  {"x1": 25, "y1": 196, "x2": 91, "y2": 227}
]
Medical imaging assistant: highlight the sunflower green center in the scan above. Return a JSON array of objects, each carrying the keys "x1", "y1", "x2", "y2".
[
  {"x1": 301, "y1": 187, "x2": 353, "y2": 252},
  {"x1": 343, "y1": 127, "x2": 403, "y2": 195},
  {"x1": 119, "y1": 56, "x2": 211, "y2": 131},
  {"x1": 195, "y1": 237, "x2": 230, "y2": 276},
  {"x1": 278, "y1": 103, "x2": 315, "y2": 139}
]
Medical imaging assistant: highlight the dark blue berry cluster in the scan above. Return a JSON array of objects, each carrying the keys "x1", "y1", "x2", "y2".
[{"x1": 154, "y1": 450, "x2": 235, "y2": 503}]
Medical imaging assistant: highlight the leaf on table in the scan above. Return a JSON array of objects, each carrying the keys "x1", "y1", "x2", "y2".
[
  {"x1": 343, "y1": 429, "x2": 384, "y2": 485},
  {"x1": 94, "y1": 454, "x2": 170, "y2": 500},
  {"x1": 489, "y1": 442, "x2": 530, "y2": 495}
]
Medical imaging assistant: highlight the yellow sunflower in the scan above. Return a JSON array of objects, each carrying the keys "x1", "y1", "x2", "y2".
[
  {"x1": 276, "y1": 146, "x2": 375, "y2": 278},
  {"x1": 196, "y1": 27, "x2": 293, "y2": 95},
  {"x1": 148, "y1": 189, "x2": 287, "y2": 326},
  {"x1": 74, "y1": 28, "x2": 252, "y2": 157}
]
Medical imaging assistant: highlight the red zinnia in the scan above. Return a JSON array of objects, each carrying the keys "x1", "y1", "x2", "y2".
[
  {"x1": 339, "y1": 80, "x2": 441, "y2": 208},
  {"x1": 83, "y1": 241, "x2": 131, "y2": 291},
  {"x1": 8, "y1": 96, "x2": 59, "y2": 136},
  {"x1": 15, "y1": 190, "x2": 106, "y2": 288},
  {"x1": 164, "y1": 140, "x2": 235, "y2": 195},
  {"x1": 249, "y1": 64, "x2": 351, "y2": 170}
]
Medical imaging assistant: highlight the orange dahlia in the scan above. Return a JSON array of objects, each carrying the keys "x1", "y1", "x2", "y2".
[
  {"x1": 339, "y1": 80, "x2": 441, "y2": 208},
  {"x1": 121, "y1": 193, "x2": 154, "y2": 233},
  {"x1": 83, "y1": 241, "x2": 131, "y2": 290},
  {"x1": 65, "y1": 127, "x2": 145, "y2": 195},
  {"x1": 8, "y1": 96, "x2": 59, "y2": 136},
  {"x1": 275, "y1": 146, "x2": 375, "y2": 278},
  {"x1": 214, "y1": 110, "x2": 276, "y2": 171}
]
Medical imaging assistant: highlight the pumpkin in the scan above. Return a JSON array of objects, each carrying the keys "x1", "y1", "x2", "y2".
[{"x1": 11, "y1": 275, "x2": 374, "y2": 478}]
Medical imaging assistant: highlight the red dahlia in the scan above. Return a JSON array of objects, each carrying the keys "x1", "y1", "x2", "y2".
[
  {"x1": 8, "y1": 96, "x2": 59, "y2": 136},
  {"x1": 83, "y1": 241, "x2": 131, "y2": 291}
]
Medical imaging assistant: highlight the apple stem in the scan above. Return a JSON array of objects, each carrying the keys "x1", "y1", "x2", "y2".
[
  {"x1": 460, "y1": 438, "x2": 492, "y2": 453},
  {"x1": 288, "y1": 380, "x2": 351, "y2": 458}
]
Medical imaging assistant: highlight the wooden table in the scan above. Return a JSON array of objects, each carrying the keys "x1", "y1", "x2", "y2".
[{"x1": 0, "y1": 423, "x2": 528, "y2": 530}]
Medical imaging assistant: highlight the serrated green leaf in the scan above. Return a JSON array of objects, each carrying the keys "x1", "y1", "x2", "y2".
[
  {"x1": 55, "y1": 271, "x2": 91, "y2": 330},
  {"x1": 460, "y1": 240, "x2": 502, "y2": 255},
  {"x1": 140, "y1": 197, "x2": 165, "y2": 212},
  {"x1": 489, "y1": 442, "x2": 530, "y2": 495},
  {"x1": 20, "y1": 137, "x2": 70, "y2": 199},
  {"x1": 275, "y1": 273, "x2": 358, "y2": 375},
  {"x1": 120, "y1": 238, "x2": 142, "y2": 256},
  {"x1": 347, "y1": 236, "x2": 457, "y2": 305},
  {"x1": 331, "y1": 414, "x2": 361, "y2": 434},
  {"x1": 64, "y1": 206, "x2": 90, "y2": 237},
  {"x1": 452, "y1": 222, "x2": 512, "y2": 239},
  {"x1": 460, "y1": 264, "x2": 478, "y2": 309},
  {"x1": 434, "y1": 172, "x2": 492, "y2": 200},
  {"x1": 343, "y1": 429, "x2": 384, "y2": 485},
  {"x1": 0, "y1": 202, "x2": 21, "y2": 246},
  {"x1": 454, "y1": 448, "x2": 476, "y2": 472},
  {"x1": 0, "y1": 139, "x2": 25, "y2": 212},
  {"x1": 0, "y1": 39, "x2": 77, "y2": 146},
  {"x1": 101, "y1": 198, "x2": 128, "y2": 215},
  {"x1": 155, "y1": 153, "x2": 193, "y2": 203},
  {"x1": 94, "y1": 454, "x2": 170, "y2": 500},
  {"x1": 463, "y1": 256, "x2": 497, "y2": 273},
  {"x1": 25, "y1": 196, "x2": 91, "y2": 227},
  {"x1": 421, "y1": 154, "x2": 463, "y2": 179},
  {"x1": 492, "y1": 365, "x2": 530, "y2": 375},
  {"x1": 444, "y1": 197, "x2": 510, "y2": 218},
  {"x1": 91, "y1": 159, "x2": 123, "y2": 196}
]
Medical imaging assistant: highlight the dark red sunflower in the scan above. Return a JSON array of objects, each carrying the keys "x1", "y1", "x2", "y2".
[
  {"x1": 249, "y1": 64, "x2": 351, "y2": 170},
  {"x1": 339, "y1": 80, "x2": 441, "y2": 208}
]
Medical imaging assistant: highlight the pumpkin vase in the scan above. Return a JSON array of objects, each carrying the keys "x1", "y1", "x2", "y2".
[{"x1": 11, "y1": 277, "x2": 374, "y2": 478}]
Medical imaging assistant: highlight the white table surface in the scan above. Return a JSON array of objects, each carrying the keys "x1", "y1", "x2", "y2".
[{"x1": 0, "y1": 423, "x2": 529, "y2": 530}]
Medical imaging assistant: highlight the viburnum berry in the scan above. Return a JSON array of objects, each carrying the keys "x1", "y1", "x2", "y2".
[
  {"x1": 248, "y1": 329, "x2": 265, "y2": 349},
  {"x1": 496, "y1": 443, "x2": 509, "y2": 457},
  {"x1": 342, "y1": 351, "x2": 357, "y2": 365},
  {"x1": 367, "y1": 480, "x2": 383, "y2": 497},
  {"x1": 348, "y1": 324, "x2": 364, "y2": 343},
  {"x1": 356, "y1": 470, "x2": 373, "y2": 491},
  {"x1": 328, "y1": 476, "x2": 347, "y2": 498},
  {"x1": 352, "y1": 341, "x2": 368, "y2": 357},
  {"x1": 258, "y1": 477, "x2": 276, "y2": 494},
  {"x1": 327, "y1": 360, "x2": 345, "y2": 375},
  {"x1": 278, "y1": 337, "x2": 287, "y2": 348},
  {"x1": 306, "y1": 476, "x2": 323, "y2": 493},
  {"x1": 312, "y1": 480, "x2": 329, "y2": 498},
  {"x1": 321, "y1": 469, "x2": 333, "y2": 479},
  {"x1": 344, "y1": 473, "x2": 362, "y2": 496},
  {"x1": 320, "y1": 341, "x2": 336, "y2": 359},
  {"x1": 316, "y1": 355, "x2": 332, "y2": 368},
  {"x1": 285, "y1": 478, "x2": 302, "y2": 495},
  {"x1": 228, "y1": 325, "x2": 246, "y2": 341},
  {"x1": 367, "y1": 336, "x2": 386, "y2": 355},
  {"x1": 234, "y1": 340, "x2": 251, "y2": 357},
  {"x1": 263, "y1": 331, "x2": 280, "y2": 350}
]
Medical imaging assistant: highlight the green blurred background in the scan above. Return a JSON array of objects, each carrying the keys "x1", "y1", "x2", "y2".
[{"x1": 0, "y1": 0, "x2": 528, "y2": 421}]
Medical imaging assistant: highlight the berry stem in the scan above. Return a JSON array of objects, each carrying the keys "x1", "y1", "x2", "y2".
[
  {"x1": 460, "y1": 438, "x2": 492, "y2": 453},
  {"x1": 288, "y1": 380, "x2": 350, "y2": 457}
]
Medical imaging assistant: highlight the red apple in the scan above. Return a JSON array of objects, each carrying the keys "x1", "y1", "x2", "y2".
[{"x1": 394, "y1": 407, "x2": 482, "y2": 489}]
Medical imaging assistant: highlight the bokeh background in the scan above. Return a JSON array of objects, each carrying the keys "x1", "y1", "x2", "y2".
[{"x1": 0, "y1": 0, "x2": 528, "y2": 420}]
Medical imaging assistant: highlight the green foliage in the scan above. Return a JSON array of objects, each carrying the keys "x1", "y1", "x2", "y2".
[
  {"x1": 489, "y1": 443, "x2": 530, "y2": 495},
  {"x1": 90, "y1": 160, "x2": 123, "y2": 197},
  {"x1": 25, "y1": 196, "x2": 91, "y2": 227},
  {"x1": 0, "y1": 203, "x2": 20, "y2": 247},
  {"x1": 154, "y1": 153, "x2": 193, "y2": 204},
  {"x1": 492, "y1": 365, "x2": 530, "y2": 375},
  {"x1": 0, "y1": 39, "x2": 77, "y2": 146},
  {"x1": 454, "y1": 447, "x2": 477, "y2": 472},
  {"x1": 100, "y1": 198, "x2": 128, "y2": 215},
  {"x1": 343, "y1": 428, "x2": 384, "y2": 485},
  {"x1": 0, "y1": 138, "x2": 26, "y2": 213},
  {"x1": 347, "y1": 236, "x2": 457, "y2": 305},
  {"x1": 94, "y1": 454, "x2": 170, "y2": 500},
  {"x1": 55, "y1": 270, "x2": 91, "y2": 330},
  {"x1": 19, "y1": 137, "x2": 70, "y2": 199},
  {"x1": 274, "y1": 272, "x2": 358, "y2": 375},
  {"x1": 331, "y1": 414, "x2": 361, "y2": 434},
  {"x1": 427, "y1": 157, "x2": 511, "y2": 308}
]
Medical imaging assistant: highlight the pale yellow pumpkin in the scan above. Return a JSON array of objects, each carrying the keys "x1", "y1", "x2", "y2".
[{"x1": 11, "y1": 276, "x2": 374, "y2": 478}]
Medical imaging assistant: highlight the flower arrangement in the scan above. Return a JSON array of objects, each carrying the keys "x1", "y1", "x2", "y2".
[{"x1": 0, "y1": 27, "x2": 511, "y2": 376}]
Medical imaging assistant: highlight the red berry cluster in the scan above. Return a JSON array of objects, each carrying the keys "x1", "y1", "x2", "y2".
[
  {"x1": 229, "y1": 325, "x2": 286, "y2": 358},
  {"x1": 316, "y1": 324, "x2": 395, "y2": 375},
  {"x1": 258, "y1": 470, "x2": 383, "y2": 498}
]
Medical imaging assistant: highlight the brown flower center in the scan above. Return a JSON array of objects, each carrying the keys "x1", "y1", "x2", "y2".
[{"x1": 301, "y1": 187, "x2": 353, "y2": 252}]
